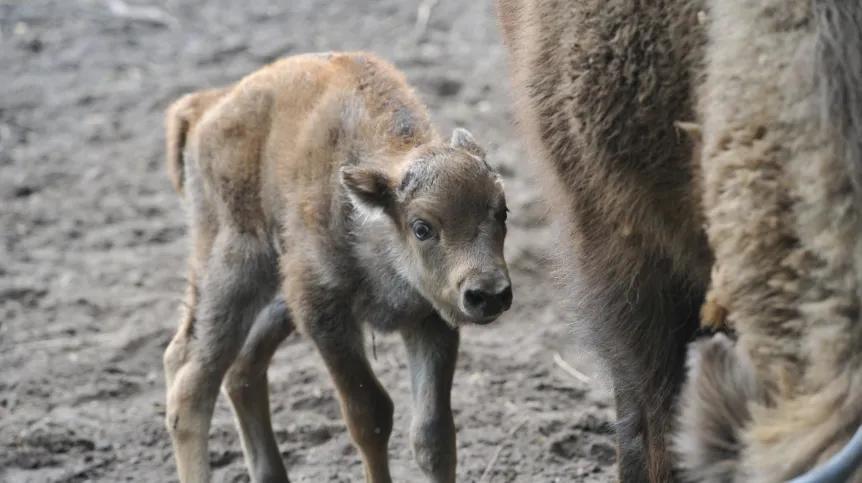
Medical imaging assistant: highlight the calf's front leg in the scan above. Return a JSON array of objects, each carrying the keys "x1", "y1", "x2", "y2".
[
  {"x1": 300, "y1": 297, "x2": 394, "y2": 483},
  {"x1": 401, "y1": 314, "x2": 460, "y2": 483}
]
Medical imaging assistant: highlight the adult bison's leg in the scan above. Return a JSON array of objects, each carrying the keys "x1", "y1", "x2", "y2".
[
  {"x1": 492, "y1": 0, "x2": 710, "y2": 480},
  {"x1": 597, "y1": 270, "x2": 705, "y2": 482}
]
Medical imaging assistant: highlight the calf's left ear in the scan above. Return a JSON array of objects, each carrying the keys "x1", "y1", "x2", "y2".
[
  {"x1": 451, "y1": 127, "x2": 486, "y2": 159},
  {"x1": 340, "y1": 166, "x2": 395, "y2": 213}
]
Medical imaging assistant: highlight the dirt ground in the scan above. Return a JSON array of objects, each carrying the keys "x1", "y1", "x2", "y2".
[{"x1": 0, "y1": 0, "x2": 619, "y2": 481}]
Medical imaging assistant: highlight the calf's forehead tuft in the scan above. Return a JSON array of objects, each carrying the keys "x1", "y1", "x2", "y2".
[{"x1": 399, "y1": 148, "x2": 498, "y2": 201}]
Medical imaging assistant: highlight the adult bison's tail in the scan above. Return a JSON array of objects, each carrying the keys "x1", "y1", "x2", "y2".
[
  {"x1": 815, "y1": 0, "x2": 862, "y2": 213},
  {"x1": 163, "y1": 87, "x2": 230, "y2": 196}
]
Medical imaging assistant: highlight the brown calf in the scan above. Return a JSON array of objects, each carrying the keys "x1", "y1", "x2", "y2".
[
  {"x1": 161, "y1": 51, "x2": 512, "y2": 483},
  {"x1": 494, "y1": 0, "x2": 862, "y2": 481}
]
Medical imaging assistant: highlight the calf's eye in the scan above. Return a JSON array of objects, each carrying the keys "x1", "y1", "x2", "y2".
[{"x1": 412, "y1": 221, "x2": 433, "y2": 240}]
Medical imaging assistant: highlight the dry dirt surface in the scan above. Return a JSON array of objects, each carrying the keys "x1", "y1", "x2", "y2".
[{"x1": 0, "y1": 0, "x2": 620, "y2": 481}]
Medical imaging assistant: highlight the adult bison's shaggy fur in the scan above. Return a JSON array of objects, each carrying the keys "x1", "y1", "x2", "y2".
[{"x1": 494, "y1": 0, "x2": 862, "y2": 481}]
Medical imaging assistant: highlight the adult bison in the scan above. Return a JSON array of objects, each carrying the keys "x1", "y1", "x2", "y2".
[{"x1": 494, "y1": 0, "x2": 862, "y2": 481}]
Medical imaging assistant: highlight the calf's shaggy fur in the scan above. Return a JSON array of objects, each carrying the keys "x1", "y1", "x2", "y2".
[
  {"x1": 494, "y1": 0, "x2": 862, "y2": 481},
  {"x1": 161, "y1": 51, "x2": 513, "y2": 483}
]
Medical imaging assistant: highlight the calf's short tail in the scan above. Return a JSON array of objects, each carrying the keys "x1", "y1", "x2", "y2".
[{"x1": 163, "y1": 87, "x2": 230, "y2": 196}]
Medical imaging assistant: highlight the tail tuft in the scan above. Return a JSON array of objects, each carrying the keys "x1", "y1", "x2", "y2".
[{"x1": 672, "y1": 333, "x2": 768, "y2": 482}]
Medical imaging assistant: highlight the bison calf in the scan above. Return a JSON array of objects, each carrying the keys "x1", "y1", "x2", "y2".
[{"x1": 161, "y1": 51, "x2": 512, "y2": 483}]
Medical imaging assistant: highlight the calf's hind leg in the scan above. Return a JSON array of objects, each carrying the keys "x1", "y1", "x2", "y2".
[
  {"x1": 222, "y1": 296, "x2": 295, "y2": 483},
  {"x1": 163, "y1": 232, "x2": 279, "y2": 483},
  {"x1": 400, "y1": 314, "x2": 460, "y2": 483}
]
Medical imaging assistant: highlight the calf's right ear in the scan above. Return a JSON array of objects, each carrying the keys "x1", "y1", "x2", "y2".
[
  {"x1": 451, "y1": 127, "x2": 486, "y2": 159},
  {"x1": 340, "y1": 166, "x2": 395, "y2": 213}
]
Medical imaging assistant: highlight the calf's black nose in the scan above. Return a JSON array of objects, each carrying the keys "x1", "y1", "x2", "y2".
[{"x1": 463, "y1": 284, "x2": 513, "y2": 317}]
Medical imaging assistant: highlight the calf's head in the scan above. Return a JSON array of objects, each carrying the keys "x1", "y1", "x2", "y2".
[{"x1": 341, "y1": 128, "x2": 513, "y2": 327}]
